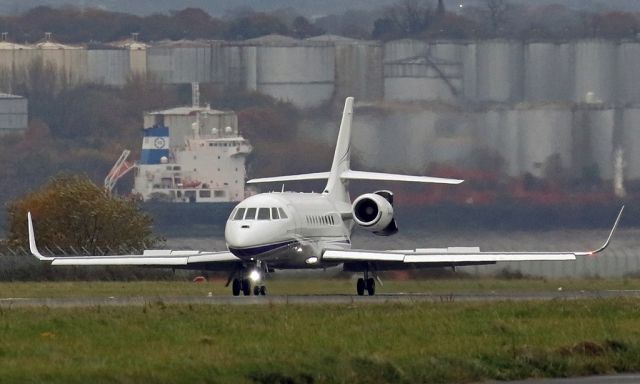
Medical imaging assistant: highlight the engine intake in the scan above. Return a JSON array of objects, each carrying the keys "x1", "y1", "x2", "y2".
[{"x1": 352, "y1": 192, "x2": 398, "y2": 236}]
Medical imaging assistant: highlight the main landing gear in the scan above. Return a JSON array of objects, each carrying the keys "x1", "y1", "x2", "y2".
[
  {"x1": 229, "y1": 263, "x2": 268, "y2": 296},
  {"x1": 356, "y1": 270, "x2": 376, "y2": 296}
]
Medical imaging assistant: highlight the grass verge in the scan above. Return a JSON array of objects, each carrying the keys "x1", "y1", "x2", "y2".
[{"x1": 0, "y1": 298, "x2": 639, "y2": 383}]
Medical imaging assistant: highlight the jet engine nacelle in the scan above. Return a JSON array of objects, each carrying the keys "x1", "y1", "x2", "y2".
[{"x1": 352, "y1": 191, "x2": 398, "y2": 236}]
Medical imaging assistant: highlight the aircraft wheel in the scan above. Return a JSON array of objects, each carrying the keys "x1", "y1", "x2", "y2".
[
  {"x1": 356, "y1": 278, "x2": 365, "y2": 296},
  {"x1": 241, "y1": 279, "x2": 251, "y2": 296},
  {"x1": 253, "y1": 285, "x2": 261, "y2": 296},
  {"x1": 232, "y1": 278, "x2": 241, "y2": 296},
  {"x1": 366, "y1": 278, "x2": 376, "y2": 296},
  {"x1": 259, "y1": 286, "x2": 267, "y2": 296}
]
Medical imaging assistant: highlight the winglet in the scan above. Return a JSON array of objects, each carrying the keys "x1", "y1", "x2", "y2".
[
  {"x1": 27, "y1": 212, "x2": 54, "y2": 261},
  {"x1": 576, "y1": 205, "x2": 624, "y2": 256}
]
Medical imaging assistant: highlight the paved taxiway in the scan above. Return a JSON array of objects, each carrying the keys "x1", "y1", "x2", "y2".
[
  {"x1": 1, "y1": 290, "x2": 639, "y2": 308},
  {"x1": 486, "y1": 374, "x2": 640, "y2": 383}
]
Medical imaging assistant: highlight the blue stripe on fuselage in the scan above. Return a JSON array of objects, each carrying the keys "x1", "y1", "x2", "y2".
[{"x1": 229, "y1": 240, "x2": 297, "y2": 258}]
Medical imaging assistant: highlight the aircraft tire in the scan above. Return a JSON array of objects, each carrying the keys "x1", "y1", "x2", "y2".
[
  {"x1": 253, "y1": 285, "x2": 261, "y2": 296},
  {"x1": 366, "y1": 278, "x2": 375, "y2": 296},
  {"x1": 260, "y1": 286, "x2": 267, "y2": 296},
  {"x1": 241, "y1": 279, "x2": 251, "y2": 296},
  {"x1": 232, "y1": 279, "x2": 241, "y2": 296},
  {"x1": 356, "y1": 278, "x2": 365, "y2": 296}
]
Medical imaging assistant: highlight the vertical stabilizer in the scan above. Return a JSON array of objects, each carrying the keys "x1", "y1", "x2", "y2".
[{"x1": 324, "y1": 97, "x2": 353, "y2": 203}]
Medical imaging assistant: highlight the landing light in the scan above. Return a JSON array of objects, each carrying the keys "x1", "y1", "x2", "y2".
[
  {"x1": 305, "y1": 257, "x2": 319, "y2": 264},
  {"x1": 249, "y1": 270, "x2": 261, "y2": 282}
]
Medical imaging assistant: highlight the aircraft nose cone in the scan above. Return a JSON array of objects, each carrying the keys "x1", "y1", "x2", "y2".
[{"x1": 225, "y1": 223, "x2": 253, "y2": 249}]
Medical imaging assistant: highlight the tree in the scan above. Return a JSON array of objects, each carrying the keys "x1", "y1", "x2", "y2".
[
  {"x1": 485, "y1": 0, "x2": 510, "y2": 35},
  {"x1": 372, "y1": 0, "x2": 435, "y2": 40},
  {"x1": 291, "y1": 16, "x2": 324, "y2": 39},
  {"x1": 7, "y1": 174, "x2": 161, "y2": 253}
]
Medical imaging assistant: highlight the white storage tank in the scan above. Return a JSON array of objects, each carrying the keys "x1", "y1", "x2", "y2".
[
  {"x1": 147, "y1": 40, "x2": 211, "y2": 83},
  {"x1": 621, "y1": 107, "x2": 640, "y2": 180},
  {"x1": 517, "y1": 104, "x2": 573, "y2": 178},
  {"x1": 571, "y1": 105, "x2": 614, "y2": 180},
  {"x1": 383, "y1": 39, "x2": 429, "y2": 62},
  {"x1": 315, "y1": 36, "x2": 383, "y2": 101},
  {"x1": 243, "y1": 35, "x2": 335, "y2": 108},
  {"x1": 574, "y1": 40, "x2": 616, "y2": 104},
  {"x1": 87, "y1": 47, "x2": 129, "y2": 85},
  {"x1": 474, "y1": 40, "x2": 524, "y2": 102},
  {"x1": 617, "y1": 41, "x2": 640, "y2": 104},
  {"x1": 524, "y1": 42, "x2": 573, "y2": 101}
]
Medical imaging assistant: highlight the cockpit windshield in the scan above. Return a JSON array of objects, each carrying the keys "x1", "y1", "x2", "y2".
[{"x1": 231, "y1": 206, "x2": 289, "y2": 221}]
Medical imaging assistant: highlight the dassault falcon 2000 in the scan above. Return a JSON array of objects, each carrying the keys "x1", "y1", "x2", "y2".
[{"x1": 28, "y1": 97, "x2": 624, "y2": 296}]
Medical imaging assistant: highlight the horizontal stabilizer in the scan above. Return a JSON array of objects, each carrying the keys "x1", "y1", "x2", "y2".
[
  {"x1": 340, "y1": 170, "x2": 463, "y2": 185},
  {"x1": 247, "y1": 170, "x2": 463, "y2": 185},
  {"x1": 247, "y1": 172, "x2": 330, "y2": 184}
]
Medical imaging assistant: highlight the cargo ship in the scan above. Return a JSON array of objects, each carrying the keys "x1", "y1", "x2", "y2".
[{"x1": 104, "y1": 88, "x2": 253, "y2": 230}]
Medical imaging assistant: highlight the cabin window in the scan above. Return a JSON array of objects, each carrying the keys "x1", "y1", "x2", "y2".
[
  {"x1": 271, "y1": 208, "x2": 279, "y2": 220},
  {"x1": 233, "y1": 208, "x2": 245, "y2": 220},
  {"x1": 278, "y1": 208, "x2": 288, "y2": 219},
  {"x1": 244, "y1": 208, "x2": 257, "y2": 220},
  {"x1": 257, "y1": 208, "x2": 270, "y2": 220}
]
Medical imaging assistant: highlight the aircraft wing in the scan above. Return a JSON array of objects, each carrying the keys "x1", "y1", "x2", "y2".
[
  {"x1": 323, "y1": 206, "x2": 623, "y2": 267},
  {"x1": 27, "y1": 213, "x2": 241, "y2": 270}
]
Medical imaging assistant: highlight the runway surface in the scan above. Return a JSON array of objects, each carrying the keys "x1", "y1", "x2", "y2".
[
  {"x1": 486, "y1": 374, "x2": 640, "y2": 383},
  {"x1": 1, "y1": 290, "x2": 640, "y2": 308}
]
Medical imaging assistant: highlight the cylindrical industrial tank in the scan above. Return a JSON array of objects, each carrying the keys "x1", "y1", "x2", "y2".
[
  {"x1": 498, "y1": 108, "x2": 521, "y2": 176},
  {"x1": 383, "y1": 39, "x2": 428, "y2": 62},
  {"x1": 210, "y1": 42, "x2": 244, "y2": 88},
  {"x1": 384, "y1": 58, "x2": 458, "y2": 102},
  {"x1": 332, "y1": 40, "x2": 383, "y2": 101},
  {"x1": 475, "y1": 40, "x2": 524, "y2": 102},
  {"x1": 621, "y1": 108, "x2": 640, "y2": 180},
  {"x1": 428, "y1": 41, "x2": 465, "y2": 64},
  {"x1": 462, "y1": 42, "x2": 477, "y2": 100},
  {"x1": 251, "y1": 37, "x2": 335, "y2": 108},
  {"x1": 574, "y1": 40, "x2": 616, "y2": 103},
  {"x1": 617, "y1": 41, "x2": 640, "y2": 104},
  {"x1": 87, "y1": 49, "x2": 129, "y2": 85},
  {"x1": 34, "y1": 40, "x2": 87, "y2": 85},
  {"x1": 572, "y1": 106, "x2": 614, "y2": 180},
  {"x1": 524, "y1": 42, "x2": 573, "y2": 101},
  {"x1": 517, "y1": 105, "x2": 573, "y2": 178},
  {"x1": 147, "y1": 40, "x2": 211, "y2": 84}
]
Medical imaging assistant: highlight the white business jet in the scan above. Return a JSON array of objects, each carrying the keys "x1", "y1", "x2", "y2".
[{"x1": 28, "y1": 97, "x2": 623, "y2": 296}]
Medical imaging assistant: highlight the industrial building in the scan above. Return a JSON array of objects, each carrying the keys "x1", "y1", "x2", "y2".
[
  {"x1": 0, "y1": 34, "x2": 638, "y2": 107},
  {"x1": 0, "y1": 33, "x2": 638, "y2": 181}
]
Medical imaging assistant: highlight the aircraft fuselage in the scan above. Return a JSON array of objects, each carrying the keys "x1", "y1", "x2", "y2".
[{"x1": 224, "y1": 192, "x2": 353, "y2": 269}]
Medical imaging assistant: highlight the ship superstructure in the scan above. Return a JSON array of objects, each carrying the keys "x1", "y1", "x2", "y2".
[{"x1": 106, "y1": 95, "x2": 252, "y2": 203}]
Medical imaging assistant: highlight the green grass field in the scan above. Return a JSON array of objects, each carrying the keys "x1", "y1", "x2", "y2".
[
  {"x1": 0, "y1": 279, "x2": 640, "y2": 383},
  {"x1": 0, "y1": 298, "x2": 639, "y2": 383}
]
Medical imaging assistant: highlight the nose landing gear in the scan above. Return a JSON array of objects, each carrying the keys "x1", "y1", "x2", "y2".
[{"x1": 228, "y1": 262, "x2": 268, "y2": 296}]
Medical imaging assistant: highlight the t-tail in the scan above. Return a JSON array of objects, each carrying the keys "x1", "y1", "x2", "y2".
[{"x1": 247, "y1": 97, "x2": 464, "y2": 202}]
